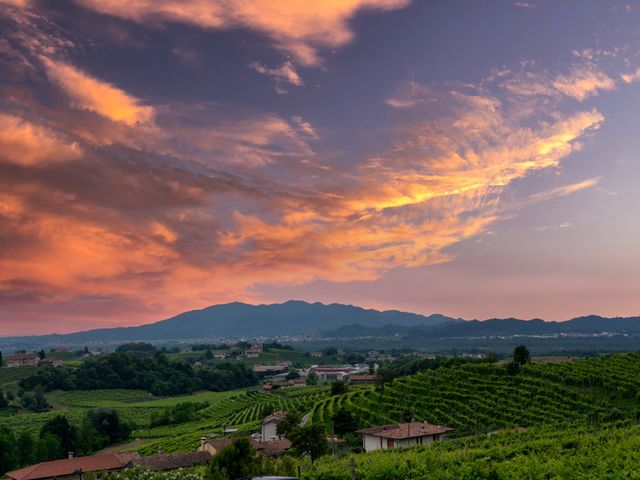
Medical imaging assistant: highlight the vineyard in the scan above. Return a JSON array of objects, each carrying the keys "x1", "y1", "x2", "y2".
[
  {"x1": 308, "y1": 357, "x2": 640, "y2": 436},
  {"x1": 299, "y1": 422, "x2": 640, "y2": 479}
]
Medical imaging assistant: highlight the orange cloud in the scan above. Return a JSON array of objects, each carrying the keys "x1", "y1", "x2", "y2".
[
  {"x1": 552, "y1": 66, "x2": 616, "y2": 100},
  {"x1": 41, "y1": 57, "x2": 154, "y2": 125},
  {"x1": 0, "y1": 113, "x2": 82, "y2": 166},
  {"x1": 70, "y1": 0, "x2": 410, "y2": 65}
]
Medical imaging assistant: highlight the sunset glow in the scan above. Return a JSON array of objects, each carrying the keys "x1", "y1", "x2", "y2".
[{"x1": 1, "y1": 0, "x2": 640, "y2": 334}]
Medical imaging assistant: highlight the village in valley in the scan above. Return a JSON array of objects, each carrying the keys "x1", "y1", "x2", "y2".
[{"x1": 0, "y1": 339, "x2": 504, "y2": 479}]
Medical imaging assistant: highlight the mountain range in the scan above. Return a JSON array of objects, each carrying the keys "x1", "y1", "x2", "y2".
[
  {"x1": 0, "y1": 301, "x2": 453, "y2": 348},
  {"x1": 1, "y1": 301, "x2": 639, "y2": 350}
]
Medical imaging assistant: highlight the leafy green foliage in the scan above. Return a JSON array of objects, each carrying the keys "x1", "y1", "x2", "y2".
[
  {"x1": 288, "y1": 424, "x2": 329, "y2": 462},
  {"x1": 513, "y1": 345, "x2": 531, "y2": 367},
  {"x1": 330, "y1": 381, "x2": 348, "y2": 396},
  {"x1": 19, "y1": 353, "x2": 258, "y2": 396},
  {"x1": 150, "y1": 402, "x2": 210, "y2": 428},
  {"x1": 331, "y1": 408, "x2": 357, "y2": 436},
  {"x1": 276, "y1": 411, "x2": 302, "y2": 437}
]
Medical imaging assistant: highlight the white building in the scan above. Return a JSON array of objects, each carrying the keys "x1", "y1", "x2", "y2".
[
  {"x1": 357, "y1": 422, "x2": 453, "y2": 452},
  {"x1": 262, "y1": 411, "x2": 287, "y2": 441}
]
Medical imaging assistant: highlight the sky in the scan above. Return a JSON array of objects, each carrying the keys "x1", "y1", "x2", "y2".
[{"x1": 1, "y1": 0, "x2": 640, "y2": 335}]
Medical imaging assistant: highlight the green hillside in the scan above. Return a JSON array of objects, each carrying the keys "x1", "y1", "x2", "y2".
[
  {"x1": 299, "y1": 422, "x2": 640, "y2": 479},
  {"x1": 310, "y1": 354, "x2": 640, "y2": 436}
]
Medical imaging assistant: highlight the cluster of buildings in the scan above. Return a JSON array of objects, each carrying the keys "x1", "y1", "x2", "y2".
[{"x1": 3, "y1": 354, "x2": 63, "y2": 369}]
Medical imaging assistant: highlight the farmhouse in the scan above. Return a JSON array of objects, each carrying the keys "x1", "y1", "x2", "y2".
[
  {"x1": 4, "y1": 453, "x2": 140, "y2": 480},
  {"x1": 313, "y1": 366, "x2": 351, "y2": 381},
  {"x1": 5, "y1": 354, "x2": 40, "y2": 368},
  {"x1": 199, "y1": 437, "x2": 233, "y2": 456},
  {"x1": 39, "y1": 357, "x2": 63, "y2": 368},
  {"x1": 199, "y1": 436, "x2": 291, "y2": 458},
  {"x1": 244, "y1": 344, "x2": 263, "y2": 357},
  {"x1": 357, "y1": 422, "x2": 453, "y2": 452},
  {"x1": 262, "y1": 411, "x2": 287, "y2": 441}
]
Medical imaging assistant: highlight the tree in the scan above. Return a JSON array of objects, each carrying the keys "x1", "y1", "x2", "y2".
[
  {"x1": 0, "y1": 388, "x2": 7, "y2": 409},
  {"x1": 331, "y1": 408, "x2": 358, "y2": 436},
  {"x1": 206, "y1": 438, "x2": 261, "y2": 480},
  {"x1": 85, "y1": 408, "x2": 131, "y2": 447},
  {"x1": 285, "y1": 370, "x2": 300, "y2": 380},
  {"x1": 306, "y1": 371, "x2": 318, "y2": 386},
  {"x1": 0, "y1": 350, "x2": 3, "y2": 367},
  {"x1": 288, "y1": 424, "x2": 329, "y2": 462},
  {"x1": 38, "y1": 350, "x2": 46, "y2": 360},
  {"x1": 276, "y1": 411, "x2": 301, "y2": 437},
  {"x1": 34, "y1": 433, "x2": 63, "y2": 462},
  {"x1": 17, "y1": 431, "x2": 35, "y2": 466},
  {"x1": 513, "y1": 345, "x2": 531, "y2": 367},
  {"x1": 330, "y1": 380, "x2": 348, "y2": 396},
  {"x1": 0, "y1": 427, "x2": 18, "y2": 475},
  {"x1": 205, "y1": 348, "x2": 213, "y2": 360},
  {"x1": 40, "y1": 415, "x2": 79, "y2": 455},
  {"x1": 21, "y1": 387, "x2": 50, "y2": 412}
]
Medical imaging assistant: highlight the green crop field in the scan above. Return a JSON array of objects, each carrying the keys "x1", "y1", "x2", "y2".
[
  {"x1": 298, "y1": 421, "x2": 640, "y2": 479},
  {"x1": 306, "y1": 353, "x2": 640, "y2": 438}
]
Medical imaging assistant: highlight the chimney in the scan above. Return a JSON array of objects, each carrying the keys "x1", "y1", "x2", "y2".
[
  {"x1": 68, "y1": 452, "x2": 74, "y2": 459},
  {"x1": 200, "y1": 437, "x2": 206, "y2": 451}
]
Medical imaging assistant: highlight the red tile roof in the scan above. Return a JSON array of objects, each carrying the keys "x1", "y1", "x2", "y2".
[
  {"x1": 5, "y1": 453, "x2": 140, "y2": 480},
  {"x1": 356, "y1": 422, "x2": 453, "y2": 440}
]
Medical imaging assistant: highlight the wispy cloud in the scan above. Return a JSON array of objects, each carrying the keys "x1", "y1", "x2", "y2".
[
  {"x1": 69, "y1": 0, "x2": 411, "y2": 66},
  {"x1": 534, "y1": 222, "x2": 572, "y2": 232},
  {"x1": 250, "y1": 60, "x2": 303, "y2": 94},
  {"x1": 552, "y1": 66, "x2": 616, "y2": 100},
  {"x1": 41, "y1": 57, "x2": 155, "y2": 126},
  {"x1": 0, "y1": 113, "x2": 82, "y2": 166}
]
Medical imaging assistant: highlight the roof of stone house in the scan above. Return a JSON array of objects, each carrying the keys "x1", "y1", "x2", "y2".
[
  {"x1": 252, "y1": 438, "x2": 292, "y2": 456},
  {"x1": 263, "y1": 411, "x2": 287, "y2": 424},
  {"x1": 132, "y1": 451, "x2": 211, "y2": 471},
  {"x1": 5, "y1": 453, "x2": 140, "y2": 480},
  {"x1": 356, "y1": 422, "x2": 453, "y2": 440},
  {"x1": 203, "y1": 438, "x2": 234, "y2": 451}
]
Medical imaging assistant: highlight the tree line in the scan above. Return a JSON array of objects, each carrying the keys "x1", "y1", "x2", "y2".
[{"x1": 19, "y1": 352, "x2": 258, "y2": 396}]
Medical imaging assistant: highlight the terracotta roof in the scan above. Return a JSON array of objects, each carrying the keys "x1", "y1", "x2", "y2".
[
  {"x1": 252, "y1": 438, "x2": 292, "y2": 456},
  {"x1": 263, "y1": 411, "x2": 287, "y2": 424},
  {"x1": 6, "y1": 354, "x2": 39, "y2": 361},
  {"x1": 356, "y1": 422, "x2": 453, "y2": 440},
  {"x1": 133, "y1": 452, "x2": 211, "y2": 471},
  {"x1": 5, "y1": 453, "x2": 140, "y2": 480}
]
